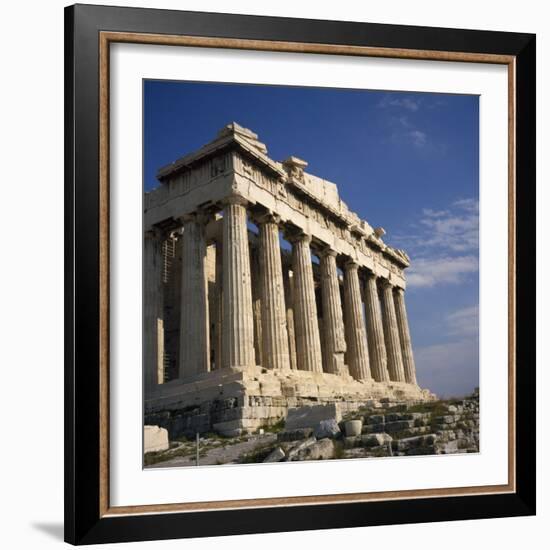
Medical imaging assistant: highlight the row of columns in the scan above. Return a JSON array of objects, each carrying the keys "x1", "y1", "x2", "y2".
[{"x1": 145, "y1": 197, "x2": 417, "y2": 388}]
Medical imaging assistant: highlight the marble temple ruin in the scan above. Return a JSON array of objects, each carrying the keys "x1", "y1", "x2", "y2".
[{"x1": 144, "y1": 123, "x2": 435, "y2": 437}]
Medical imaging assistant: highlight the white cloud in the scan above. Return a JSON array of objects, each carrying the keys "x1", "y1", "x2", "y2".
[
  {"x1": 418, "y1": 199, "x2": 478, "y2": 252},
  {"x1": 395, "y1": 198, "x2": 479, "y2": 255},
  {"x1": 446, "y1": 305, "x2": 479, "y2": 337},
  {"x1": 378, "y1": 95, "x2": 420, "y2": 112},
  {"x1": 422, "y1": 208, "x2": 449, "y2": 218},
  {"x1": 406, "y1": 255, "x2": 478, "y2": 288},
  {"x1": 409, "y1": 130, "x2": 427, "y2": 147}
]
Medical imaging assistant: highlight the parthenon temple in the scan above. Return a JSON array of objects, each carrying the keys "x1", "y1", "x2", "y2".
[{"x1": 144, "y1": 123, "x2": 435, "y2": 436}]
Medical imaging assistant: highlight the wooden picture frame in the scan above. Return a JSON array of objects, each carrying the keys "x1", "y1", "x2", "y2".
[{"x1": 65, "y1": 3, "x2": 536, "y2": 545}]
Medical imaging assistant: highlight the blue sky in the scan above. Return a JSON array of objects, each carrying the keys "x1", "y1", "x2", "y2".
[{"x1": 144, "y1": 80, "x2": 479, "y2": 398}]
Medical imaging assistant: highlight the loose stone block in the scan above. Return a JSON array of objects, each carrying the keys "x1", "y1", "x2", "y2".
[
  {"x1": 263, "y1": 447, "x2": 286, "y2": 462},
  {"x1": 384, "y1": 420, "x2": 415, "y2": 433},
  {"x1": 361, "y1": 433, "x2": 393, "y2": 447},
  {"x1": 288, "y1": 438, "x2": 335, "y2": 461},
  {"x1": 344, "y1": 420, "x2": 363, "y2": 437},
  {"x1": 314, "y1": 419, "x2": 341, "y2": 439},
  {"x1": 392, "y1": 434, "x2": 436, "y2": 452},
  {"x1": 366, "y1": 414, "x2": 385, "y2": 425},
  {"x1": 285, "y1": 404, "x2": 341, "y2": 430},
  {"x1": 144, "y1": 425, "x2": 169, "y2": 453}
]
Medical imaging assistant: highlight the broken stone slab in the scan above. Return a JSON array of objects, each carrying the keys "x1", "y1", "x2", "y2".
[
  {"x1": 342, "y1": 447, "x2": 370, "y2": 459},
  {"x1": 435, "y1": 439, "x2": 459, "y2": 454},
  {"x1": 286, "y1": 437, "x2": 317, "y2": 460},
  {"x1": 344, "y1": 420, "x2": 363, "y2": 437},
  {"x1": 314, "y1": 419, "x2": 341, "y2": 439},
  {"x1": 285, "y1": 404, "x2": 341, "y2": 431},
  {"x1": 343, "y1": 436, "x2": 360, "y2": 449},
  {"x1": 366, "y1": 414, "x2": 385, "y2": 425},
  {"x1": 144, "y1": 425, "x2": 169, "y2": 453},
  {"x1": 263, "y1": 446, "x2": 286, "y2": 462},
  {"x1": 363, "y1": 423, "x2": 386, "y2": 434},
  {"x1": 392, "y1": 434, "x2": 437, "y2": 452},
  {"x1": 434, "y1": 415, "x2": 457, "y2": 425},
  {"x1": 288, "y1": 438, "x2": 335, "y2": 461},
  {"x1": 384, "y1": 420, "x2": 415, "y2": 433},
  {"x1": 361, "y1": 433, "x2": 392, "y2": 448},
  {"x1": 277, "y1": 427, "x2": 314, "y2": 442}
]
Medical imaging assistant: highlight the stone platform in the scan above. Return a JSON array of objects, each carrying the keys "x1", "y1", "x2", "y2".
[{"x1": 145, "y1": 367, "x2": 435, "y2": 438}]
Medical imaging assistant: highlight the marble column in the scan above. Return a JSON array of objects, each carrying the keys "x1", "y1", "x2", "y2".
[
  {"x1": 380, "y1": 280, "x2": 406, "y2": 382},
  {"x1": 283, "y1": 267, "x2": 298, "y2": 370},
  {"x1": 394, "y1": 287, "x2": 418, "y2": 384},
  {"x1": 250, "y1": 246, "x2": 263, "y2": 366},
  {"x1": 258, "y1": 213, "x2": 290, "y2": 370},
  {"x1": 290, "y1": 233, "x2": 323, "y2": 373},
  {"x1": 343, "y1": 261, "x2": 371, "y2": 381},
  {"x1": 179, "y1": 213, "x2": 210, "y2": 378},
  {"x1": 144, "y1": 229, "x2": 164, "y2": 392},
  {"x1": 363, "y1": 272, "x2": 390, "y2": 382},
  {"x1": 222, "y1": 197, "x2": 255, "y2": 368},
  {"x1": 319, "y1": 248, "x2": 346, "y2": 375},
  {"x1": 213, "y1": 239, "x2": 223, "y2": 370}
]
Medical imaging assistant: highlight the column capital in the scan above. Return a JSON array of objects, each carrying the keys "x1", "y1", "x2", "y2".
[
  {"x1": 364, "y1": 269, "x2": 378, "y2": 280},
  {"x1": 344, "y1": 259, "x2": 360, "y2": 271},
  {"x1": 178, "y1": 210, "x2": 210, "y2": 226},
  {"x1": 394, "y1": 286, "x2": 405, "y2": 296},
  {"x1": 222, "y1": 195, "x2": 248, "y2": 207},
  {"x1": 379, "y1": 277, "x2": 394, "y2": 289},
  {"x1": 255, "y1": 210, "x2": 281, "y2": 226},
  {"x1": 318, "y1": 246, "x2": 338, "y2": 259},
  {"x1": 286, "y1": 231, "x2": 311, "y2": 245}
]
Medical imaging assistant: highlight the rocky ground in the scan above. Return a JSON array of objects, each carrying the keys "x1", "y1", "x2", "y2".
[{"x1": 145, "y1": 390, "x2": 479, "y2": 468}]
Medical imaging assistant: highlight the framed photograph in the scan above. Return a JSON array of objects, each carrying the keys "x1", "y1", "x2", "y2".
[{"x1": 64, "y1": 3, "x2": 536, "y2": 545}]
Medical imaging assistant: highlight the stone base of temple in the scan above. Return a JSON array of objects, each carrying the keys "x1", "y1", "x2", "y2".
[{"x1": 145, "y1": 367, "x2": 437, "y2": 438}]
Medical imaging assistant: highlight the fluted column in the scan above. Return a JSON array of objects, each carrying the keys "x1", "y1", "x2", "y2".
[
  {"x1": 179, "y1": 214, "x2": 209, "y2": 378},
  {"x1": 319, "y1": 248, "x2": 346, "y2": 375},
  {"x1": 258, "y1": 213, "x2": 290, "y2": 370},
  {"x1": 394, "y1": 288, "x2": 418, "y2": 384},
  {"x1": 290, "y1": 233, "x2": 323, "y2": 373},
  {"x1": 343, "y1": 261, "x2": 371, "y2": 381},
  {"x1": 144, "y1": 229, "x2": 164, "y2": 392},
  {"x1": 222, "y1": 197, "x2": 255, "y2": 368},
  {"x1": 380, "y1": 280, "x2": 406, "y2": 382},
  {"x1": 283, "y1": 267, "x2": 298, "y2": 370},
  {"x1": 364, "y1": 272, "x2": 390, "y2": 382},
  {"x1": 250, "y1": 246, "x2": 263, "y2": 366},
  {"x1": 213, "y1": 239, "x2": 223, "y2": 370}
]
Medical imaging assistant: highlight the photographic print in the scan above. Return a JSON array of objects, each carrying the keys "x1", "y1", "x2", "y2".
[{"x1": 142, "y1": 81, "x2": 480, "y2": 468}]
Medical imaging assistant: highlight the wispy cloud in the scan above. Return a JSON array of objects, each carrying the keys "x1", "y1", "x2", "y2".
[
  {"x1": 396, "y1": 198, "x2": 479, "y2": 254},
  {"x1": 387, "y1": 114, "x2": 428, "y2": 149},
  {"x1": 392, "y1": 198, "x2": 479, "y2": 289},
  {"x1": 378, "y1": 95, "x2": 420, "y2": 112},
  {"x1": 377, "y1": 95, "x2": 434, "y2": 148},
  {"x1": 409, "y1": 129, "x2": 427, "y2": 147},
  {"x1": 407, "y1": 255, "x2": 478, "y2": 288},
  {"x1": 446, "y1": 305, "x2": 479, "y2": 337},
  {"x1": 418, "y1": 198, "x2": 479, "y2": 252}
]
